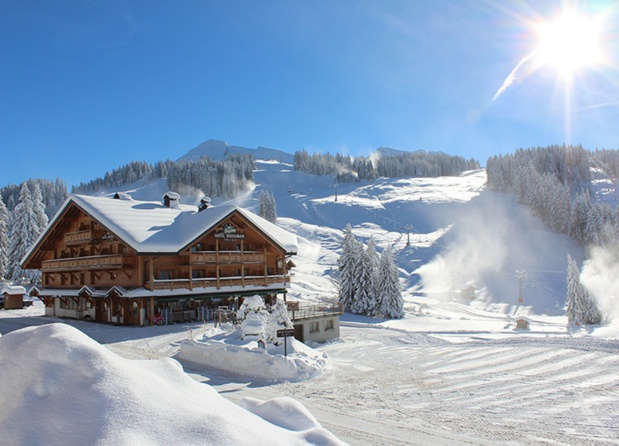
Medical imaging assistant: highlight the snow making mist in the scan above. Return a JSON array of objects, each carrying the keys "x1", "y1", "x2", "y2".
[
  {"x1": 415, "y1": 192, "x2": 510, "y2": 301},
  {"x1": 416, "y1": 191, "x2": 578, "y2": 315},
  {"x1": 580, "y1": 245, "x2": 619, "y2": 324}
]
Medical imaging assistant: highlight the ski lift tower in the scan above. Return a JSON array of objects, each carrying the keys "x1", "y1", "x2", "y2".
[
  {"x1": 405, "y1": 225, "x2": 413, "y2": 247},
  {"x1": 514, "y1": 270, "x2": 526, "y2": 314}
]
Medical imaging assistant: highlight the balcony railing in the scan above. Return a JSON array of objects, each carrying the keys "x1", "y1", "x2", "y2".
[
  {"x1": 42, "y1": 254, "x2": 131, "y2": 271},
  {"x1": 64, "y1": 229, "x2": 107, "y2": 245},
  {"x1": 147, "y1": 274, "x2": 289, "y2": 291},
  {"x1": 65, "y1": 230, "x2": 95, "y2": 245},
  {"x1": 190, "y1": 251, "x2": 265, "y2": 265},
  {"x1": 288, "y1": 304, "x2": 344, "y2": 321}
]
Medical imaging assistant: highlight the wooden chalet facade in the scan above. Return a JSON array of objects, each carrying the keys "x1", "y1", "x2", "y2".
[{"x1": 22, "y1": 193, "x2": 298, "y2": 325}]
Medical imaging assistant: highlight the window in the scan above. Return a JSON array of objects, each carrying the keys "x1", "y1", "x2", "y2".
[
  {"x1": 158, "y1": 270, "x2": 173, "y2": 280},
  {"x1": 310, "y1": 322, "x2": 320, "y2": 333},
  {"x1": 325, "y1": 319, "x2": 335, "y2": 331}
]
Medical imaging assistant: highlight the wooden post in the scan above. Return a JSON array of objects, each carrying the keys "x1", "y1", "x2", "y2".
[
  {"x1": 150, "y1": 297, "x2": 155, "y2": 325},
  {"x1": 216, "y1": 239, "x2": 220, "y2": 289}
]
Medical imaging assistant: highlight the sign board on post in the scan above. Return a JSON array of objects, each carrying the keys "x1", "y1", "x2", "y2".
[
  {"x1": 276, "y1": 329, "x2": 295, "y2": 338},
  {"x1": 277, "y1": 328, "x2": 295, "y2": 356}
]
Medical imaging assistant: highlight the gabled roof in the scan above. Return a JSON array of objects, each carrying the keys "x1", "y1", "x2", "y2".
[{"x1": 22, "y1": 194, "x2": 297, "y2": 267}]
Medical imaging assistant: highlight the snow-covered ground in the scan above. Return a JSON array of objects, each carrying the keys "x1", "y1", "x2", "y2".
[
  {"x1": 2, "y1": 303, "x2": 618, "y2": 445},
  {"x1": 3, "y1": 159, "x2": 619, "y2": 444}
]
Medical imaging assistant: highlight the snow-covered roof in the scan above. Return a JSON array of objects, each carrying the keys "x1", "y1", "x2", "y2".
[
  {"x1": 1, "y1": 285, "x2": 27, "y2": 295},
  {"x1": 28, "y1": 194, "x2": 297, "y2": 259}
]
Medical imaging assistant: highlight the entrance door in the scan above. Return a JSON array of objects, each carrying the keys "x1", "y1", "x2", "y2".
[
  {"x1": 294, "y1": 324, "x2": 304, "y2": 342},
  {"x1": 95, "y1": 299, "x2": 107, "y2": 322}
]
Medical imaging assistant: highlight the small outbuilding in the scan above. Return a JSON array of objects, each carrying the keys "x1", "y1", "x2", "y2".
[
  {"x1": 513, "y1": 316, "x2": 531, "y2": 330},
  {"x1": 2, "y1": 286, "x2": 27, "y2": 310}
]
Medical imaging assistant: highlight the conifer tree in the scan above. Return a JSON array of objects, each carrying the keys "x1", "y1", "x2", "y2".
[
  {"x1": 566, "y1": 254, "x2": 602, "y2": 325},
  {"x1": 7, "y1": 184, "x2": 41, "y2": 283},
  {"x1": 338, "y1": 224, "x2": 361, "y2": 311},
  {"x1": 0, "y1": 196, "x2": 9, "y2": 280},
  {"x1": 377, "y1": 245, "x2": 404, "y2": 318},
  {"x1": 259, "y1": 191, "x2": 277, "y2": 223},
  {"x1": 350, "y1": 242, "x2": 376, "y2": 315}
]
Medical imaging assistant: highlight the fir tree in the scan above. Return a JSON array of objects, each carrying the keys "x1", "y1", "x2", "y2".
[
  {"x1": 259, "y1": 191, "x2": 277, "y2": 224},
  {"x1": 350, "y1": 242, "x2": 376, "y2": 315},
  {"x1": 0, "y1": 196, "x2": 9, "y2": 280},
  {"x1": 377, "y1": 245, "x2": 404, "y2": 319},
  {"x1": 566, "y1": 254, "x2": 602, "y2": 325},
  {"x1": 7, "y1": 184, "x2": 41, "y2": 283},
  {"x1": 338, "y1": 224, "x2": 361, "y2": 311}
]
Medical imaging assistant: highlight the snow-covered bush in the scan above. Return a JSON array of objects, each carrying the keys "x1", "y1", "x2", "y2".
[
  {"x1": 265, "y1": 298, "x2": 293, "y2": 345},
  {"x1": 238, "y1": 295, "x2": 269, "y2": 340}
]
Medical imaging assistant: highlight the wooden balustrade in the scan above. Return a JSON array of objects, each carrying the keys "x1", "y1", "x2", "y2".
[
  {"x1": 64, "y1": 230, "x2": 95, "y2": 245},
  {"x1": 42, "y1": 254, "x2": 130, "y2": 271},
  {"x1": 147, "y1": 274, "x2": 289, "y2": 291},
  {"x1": 190, "y1": 251, "x2": 265, "y2": 265}
]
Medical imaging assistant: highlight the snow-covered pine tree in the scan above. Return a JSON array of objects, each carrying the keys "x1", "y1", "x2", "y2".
[
  {"x1": 582, "y1": 291, "x2": 602, "y2": 325},
  {"x1": 365, "y1": 237, "x2": 380, "y2": 313},
  {"x1": 566, "y1": 254, "x2": 602, "y2": 325},
  {"x1": 569, "y1": 191, "x2": 591, "y2": 244},
  {"x1": 0, "y1": 196, "x2": 9, "y2": 280},
  {"x1": 566, "y1": 254, "x2": 583, "y2": 324},
  {"x1": 350, "y1": 241, "x2": 377, "y2": 316},
  {"x1": 338, "y1": 224, "x2": 361, "y2": 312},
  {"x1": 377, "y1": 245, "x2": 404, "y2": 319},
  {"x1": 258, "y1": 191, "x2": 277, "y2": 224},
  {"x1": 31, "y1": 183, "x2": 49, "y2": 234},
  {"x1": 7, "y1": 183, "x2": 41, "y2": 284}
]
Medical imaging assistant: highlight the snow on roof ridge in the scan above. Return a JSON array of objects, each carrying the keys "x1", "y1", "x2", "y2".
[{"x1": 33, "y1": 194, "x2": 297, "y2": 258}]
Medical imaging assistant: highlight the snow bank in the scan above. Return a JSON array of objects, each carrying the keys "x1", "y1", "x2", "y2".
[
  {"x1": 0, "y1": 324, "x2": 344, "y2": 446},
  {"x1": 178, "y1": 327, "x2": 329, "y2": 382}
]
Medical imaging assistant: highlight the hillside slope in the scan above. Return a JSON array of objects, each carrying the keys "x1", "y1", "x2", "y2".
[{"x1": 117, "y1": 158, "x2": 583, "y2": 317}]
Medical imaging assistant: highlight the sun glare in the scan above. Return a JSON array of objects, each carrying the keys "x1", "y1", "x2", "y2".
[{"x1": 535, "y1": 13, "x2": 602, "y2": 78}]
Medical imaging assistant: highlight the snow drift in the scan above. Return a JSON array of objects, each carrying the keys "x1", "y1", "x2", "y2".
[
  {"x1": 178, "y1": 327, "x2": 329, "y2": 382},
  {"x1": 0, "y1": 324, "x2": 345, "y2": 446}
]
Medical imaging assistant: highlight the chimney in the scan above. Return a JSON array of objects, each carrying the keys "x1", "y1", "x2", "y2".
[
  {"x1": 163, "y1": 192, "x2": 181, "y2": 208},
  {"x1": 198, "y1": 196, "x2": 211, "y2": 212}
]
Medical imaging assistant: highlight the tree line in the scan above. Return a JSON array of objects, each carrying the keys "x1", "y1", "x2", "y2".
[
  {"x1": 487, "y1": 144, "x2": 619, "y2": 247},
  {"x1": 1, "y1": 178, "x2": 68, "y2": 219},
  {"x1": 293, "y1": 148, "x2": 480, "y2": 183},
  {"x1": 72, "y1": 155, "x2": 255, "y2": 199}
]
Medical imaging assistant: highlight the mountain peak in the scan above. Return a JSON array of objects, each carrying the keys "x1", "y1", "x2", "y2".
[{"x1": 178, "y1": 140, "x2": 294, "y2": 164}]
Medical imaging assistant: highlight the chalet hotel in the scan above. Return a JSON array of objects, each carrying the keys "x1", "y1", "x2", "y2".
[{"x1": 22, "y1": 192, "x2": 298, "y2": 325}]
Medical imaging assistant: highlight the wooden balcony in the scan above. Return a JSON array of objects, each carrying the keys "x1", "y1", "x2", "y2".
[
  {"x1": 147, "y1": 274, "x2": 289, "y2": 291},
  {"x1": 190, "y1": 251, "x2": 265, "y2": 265},
  {"x1": 65, "y1": 230, "x2": 95, "y2": 245},
  {"x1": 42, "y1": 254, "x2": 131, "y2": 272}
]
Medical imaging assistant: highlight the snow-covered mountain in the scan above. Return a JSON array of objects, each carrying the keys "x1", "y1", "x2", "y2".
[{"x1": 179, "y1": 139, "x2": 294, "y2": 164}]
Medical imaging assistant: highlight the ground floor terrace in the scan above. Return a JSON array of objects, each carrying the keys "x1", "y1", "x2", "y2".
[{"x1": 30, "y1": 285, "x2": 290, "y2": 326}]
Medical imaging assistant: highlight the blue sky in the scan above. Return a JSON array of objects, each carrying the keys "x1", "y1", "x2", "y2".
[{"x1": 1, "y1": 0, "x2": 618, "y2": 188}]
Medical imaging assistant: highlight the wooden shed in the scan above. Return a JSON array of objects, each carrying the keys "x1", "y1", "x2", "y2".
[
  {"x1": 514, "y1": 316, "x2": 531, "y2": 330},
  {"x1": 2, "y1": 286, "x2": 27, "y2": 310}
]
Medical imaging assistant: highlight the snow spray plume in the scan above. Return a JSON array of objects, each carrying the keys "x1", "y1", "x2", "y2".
[
  {"x1": 580, "y1": 245, "x2": 619, "y2": 323},
  {"x1": 415, "y1": 192, "x2": 510, "y2": 301},
  {"x1": 174, "y1": 185, "x2": 206, "y2": 205},
  {"x1": 492, "y1": 51, "x2": 537, "y2": 102},
  {"x1": 416, "y1": 191, "x2": 575, "y2": 314}
]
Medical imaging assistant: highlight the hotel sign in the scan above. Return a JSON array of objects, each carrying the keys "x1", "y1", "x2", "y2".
[{"x1": 215, "y1": 223, "x2": 245, "y2": 240}]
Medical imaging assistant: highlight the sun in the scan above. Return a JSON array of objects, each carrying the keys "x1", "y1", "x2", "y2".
[{"x1": 534, "y1": 12, "x2": 602, "y2": 78}]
